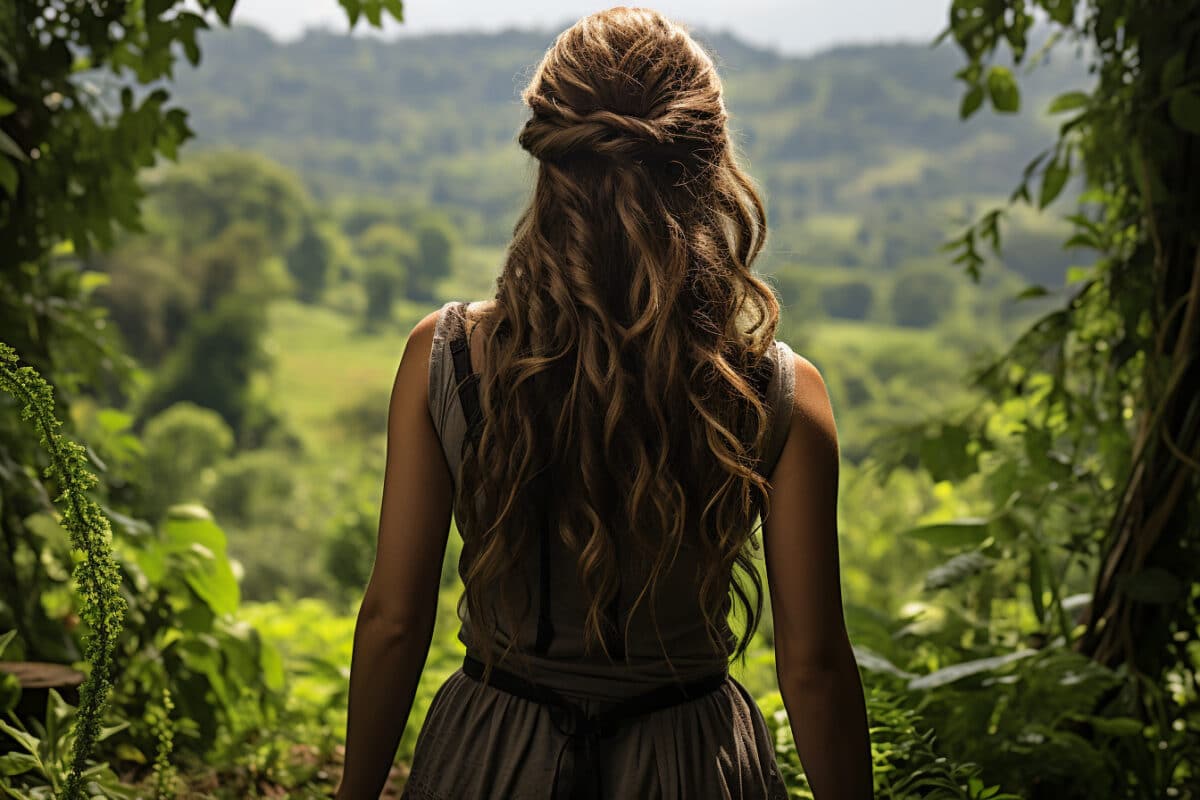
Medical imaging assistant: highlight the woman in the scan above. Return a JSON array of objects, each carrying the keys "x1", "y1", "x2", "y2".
[{"x1": 336, "y1": 7, "x2": 873, "y2": 800}]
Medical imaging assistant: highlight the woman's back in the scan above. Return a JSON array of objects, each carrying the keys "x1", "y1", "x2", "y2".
[
  {"x1": 428, "y1": 299, "x2": 798, "y2": 703},
  {"x1": 396, "y1": 298, "x2": 794, "y2": 799}
]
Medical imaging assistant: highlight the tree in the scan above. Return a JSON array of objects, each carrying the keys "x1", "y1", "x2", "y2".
[
  {"x1": 410, "y1": 217, "x2": 455, "y2": 302},
  {"x1": 140, "y1": 294, "x2": 275, "y2": 441},
  {"x1": 889, "y1": 267, "x2": 958, "y2": 328},
  {"x1": 921, "y1": 0, "x2": 1200, "y2": 792},
  {"x1": 357, "y1": 223, "x2": 414, "y2": 327},
  {"x1": 821, "y1": 280, "x2": 876, "y2": 321},
  {"x1": 144, "y1": 150, "x2": 313, "y2": 256},
  {"x1": 288, "y1": 219, "x2": 334, "y2": 303}
]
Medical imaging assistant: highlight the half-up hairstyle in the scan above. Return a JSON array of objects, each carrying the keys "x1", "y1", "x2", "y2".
[{"x1": 457, "y1": 6, "x2": 781, "y2": 677}]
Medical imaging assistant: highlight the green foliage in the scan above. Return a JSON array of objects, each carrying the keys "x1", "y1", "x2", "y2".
[
  {"x1": 889, "y1": 267, "x2": 959, "y2": 327},
  {"x1": 0, "y1": 345, "x2": 126, "y2": 800},
  {"x1": 763, "y1": 684, "x2": 1017, "y2": 799},
  {"x1": 288, "y1": 221, "x2": 334, "y2": 304},
  {"x1": 140, "y1": 295, "x2": 275, "y2": 440},
  {"x1": 144, "y1": 151, "x2": 313, "y2": 257},
  {"x1": 0, "y1": 690, "x2": 135, "y2": 799},
  {"x1": 141, "y1": 403, "x2": 235, "y2": 521},
  {"x1": 820, "y1": 280, "x2": 876, "y2": 321},
  {"x1": 410, "y1": 219, "x2": 455, "y2": 303}
]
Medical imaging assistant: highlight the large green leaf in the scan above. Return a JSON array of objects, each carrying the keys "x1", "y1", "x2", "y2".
[
  {"x1": 908, "y1": 649, "x2": 1038, "y2": 690},
  {"x1": 852, "y1": 646, "x2": 917, "y2": 680},
  {"x1": 903, "y1": 517, "x2": 991, "y2": 549},
  {"x1": 163, "y1": 505, "x2": 239, "y2": 615}
]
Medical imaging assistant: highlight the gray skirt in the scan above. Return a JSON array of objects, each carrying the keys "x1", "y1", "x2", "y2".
[{"x1": 399, "y1": 666, "x2": 790, "y2": 799}]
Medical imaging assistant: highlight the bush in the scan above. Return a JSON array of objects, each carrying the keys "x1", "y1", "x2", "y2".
[
  {"x1": 820, "y1": 280, "x2": 876, "y2": 320},
  {"x1": 141, "y1": 402, "x2": 235, "y2": 521},
  {"x1": 889, "y1": 268, "x2": 958, "y2": 328}
]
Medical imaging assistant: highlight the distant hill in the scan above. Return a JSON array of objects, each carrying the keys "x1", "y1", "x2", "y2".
[{"x1": 172, "y1": 24, "x2": 1086, "y2": 243}]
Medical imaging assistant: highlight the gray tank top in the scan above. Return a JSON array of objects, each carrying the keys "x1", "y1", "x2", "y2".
[{"x1": 426, "y1": 299, "x2": 797, "y2": 702}]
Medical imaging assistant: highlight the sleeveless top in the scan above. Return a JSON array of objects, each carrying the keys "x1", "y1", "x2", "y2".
[{"x1": 427, "y1": 300, "x2": 797, "y2": 704}]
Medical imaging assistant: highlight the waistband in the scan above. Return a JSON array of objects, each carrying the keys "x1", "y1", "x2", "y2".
[{"x1": 462, "y1": 653, "x2": 728, "y2": 800}]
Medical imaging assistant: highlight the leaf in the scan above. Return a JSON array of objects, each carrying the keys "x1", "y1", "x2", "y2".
[
  {"x1": 1045, "y1": 0, "x2": 1074, "y2": 24},
  {"x1": 0, "y1": 752, "x2": 38, "y2": 777},
  {"x1": 1039, "y1": 154, "x2": 1071, "y2": 208},
  {"x1": 0, "y1": 129, "x2": 26, "y2": 161},
  {"x1": 908, "y1": 649, "x2": 1038, "y2": 690},
  {"x1": 340, "y1": 0, "x2": 363, "y2": 26},
  {"x1": 852, "y1": 645, "x2": 917, "y2": 680},
  {"x1": 0, "y1": 157, "x2": 17, "y2": 196},
  {"x1": 0, "y1": 718, "x2": 40, "y2": 755},
  {"x1": 1085, "y1": 716, "x2": 1143, "y2": 737},
  {"x1": 1016, "y1": 285, "x2": 1049, "y2": 299},
  {"x1": 1028, "y1": 549, "x2": 1046, "y2": 623},
  {"x1": 163, "y1": 509, "x2": 240, "y2": 615},
  {"x1": 986, "y1": 66, "x2": 1020, "y2": 113},
  {"x1": 0, "y1": 96, "x2": 14, "y2": 116},
  {"x1": 1047, "y1": 91, "x2": 1089, "y2": 114},
  {"x1": 0, "y1": 629, "x2": 15, "y2": 657},
  {"x1": 1168, "y1": 90, "x2": 1200, "y2": 135},
  {"x1": 1160, "y1": 52, "x2": 1185, "y2": 93},
  {"x1": 960, "y1": 84, "x2": 984, "y2": 119},
  {"x1": 1118, "y1": 568, "x2": 1183, "y2": 604},
  {"x1": 0, "y1": 672, "x2": 18, "y2": 714},
  {"x1": 903, "y1": 518, "x2": 991, "y2": 549},
  {"x1": 1066, "y1": 265, "x2": 1092, "y2": 283},
  {"x1": 924, "y1": 551, "x2": 995, "y2": 591},
  {"x1": 212, "y1": 0, "x2": 236, "y2": 24}
]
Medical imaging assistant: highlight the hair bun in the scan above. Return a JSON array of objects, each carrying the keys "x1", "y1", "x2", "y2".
[{"x1": 519, "y1": 93, "x2": 699, "y2": 165}]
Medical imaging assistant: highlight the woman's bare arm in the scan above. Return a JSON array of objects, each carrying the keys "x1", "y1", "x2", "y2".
[
  {"x1": 335, "y1": 309, "x2": 454, "y2": 800},
  {"x1": 763, "y1": 353, "x2": 873, "y2": 800}
]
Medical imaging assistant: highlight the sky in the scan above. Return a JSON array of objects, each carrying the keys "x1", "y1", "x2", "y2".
[{"x1": 227, "y1": 1, "x2": 953, "y2": 56}]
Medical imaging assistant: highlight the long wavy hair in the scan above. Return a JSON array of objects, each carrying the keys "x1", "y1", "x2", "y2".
[{"x1": 457, "y1": 6, "x2": 780, "y2": 676}]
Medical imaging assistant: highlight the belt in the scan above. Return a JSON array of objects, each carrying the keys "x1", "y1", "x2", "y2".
[{"x1": 462, "y1": 654, "x2": 728, "y2": 800}]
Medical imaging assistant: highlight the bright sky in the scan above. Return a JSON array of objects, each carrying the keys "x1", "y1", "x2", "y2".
[{"x1": 228, "y1": 1, "x2": 953, "y2": 55}]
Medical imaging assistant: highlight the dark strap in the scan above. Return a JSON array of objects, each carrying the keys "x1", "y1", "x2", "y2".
[
  {"x1": 462, "y1": 653, "x2": 726, "y2": 800},
  {"x1": 447, "y1": 302, "x2": 484, "y2": 441},
  {"x1": 448, "y1": 302, "x2": 558, "y2": 655}
]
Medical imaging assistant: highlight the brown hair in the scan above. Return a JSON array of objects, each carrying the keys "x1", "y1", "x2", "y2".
[{"x1": 457, "y1": 6, "x2": 780, "y2": 675}]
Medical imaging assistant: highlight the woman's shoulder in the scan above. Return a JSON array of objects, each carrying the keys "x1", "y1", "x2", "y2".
[{"x1": 771, "y1": 339, "x2": 837, "y2": 463}]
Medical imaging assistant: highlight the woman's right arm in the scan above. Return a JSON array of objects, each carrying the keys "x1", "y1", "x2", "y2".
[{"x1": 762, "y1": 353, "x2": 873, "y2": 800}]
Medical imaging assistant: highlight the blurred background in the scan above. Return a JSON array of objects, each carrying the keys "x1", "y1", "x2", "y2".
[{"x1": 1, "y1": 1, "x2": 1197, "y2": 798}]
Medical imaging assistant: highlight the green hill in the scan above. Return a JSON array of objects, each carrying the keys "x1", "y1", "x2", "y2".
[{"x1": 172, "y1": 24, "x2": 1087, "y2": 268}]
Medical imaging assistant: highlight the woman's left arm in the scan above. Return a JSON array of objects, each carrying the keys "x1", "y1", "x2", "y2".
[{"x1": 335, "y1": 309, "x2": 455, "y2": 800}]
